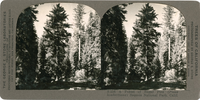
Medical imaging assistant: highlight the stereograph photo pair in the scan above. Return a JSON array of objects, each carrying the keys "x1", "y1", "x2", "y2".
[{"x1": 0, "y1": 0, "x2": 200, "y2": 99}]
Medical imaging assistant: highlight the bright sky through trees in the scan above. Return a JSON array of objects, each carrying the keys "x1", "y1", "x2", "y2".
[
  {"x1": 34, "y1": 3, "x2": 180, "y2": 39},
  {"x1": 123, "y1": 3, "x2": 180, "y2": 38},
  {"x1": 34, "y1": 3, "x2": 96, "y2": 38}
]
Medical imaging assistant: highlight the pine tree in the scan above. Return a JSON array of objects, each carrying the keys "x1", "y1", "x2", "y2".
[
  {"x1": 132, "y1": 3, "x2": 160, "y2": 82},
  {"x1": 127, "y1": 35, "x2": 142, "y2": 83},
  {"x1": 43, "y1": 3, "x2": 71, "y2": 82},
  {"x1": 72, "y1": 4, "x2": 86, "y2": 75},
  {"x1": 16, "y1": 5, "x2": 38, "y2": 89},
  {"x1": 101, "y1": 4, "x2": 128, "y2": 87},
  {"x1": 37, "y1": 37, "x2": 52, "y2": 88},
  {"x1": 152, "y1": 47, "x2": 162, "y2": 82},
  {"x1": 162, "y1": 5, "x2": 175, "y2": 71},
  {"x1": 171, "y1": 13, "x2": 186, "y2": 82},
  {"x1": 64, "y1": 57, "x2": 72, "y2": 81},
  {"x1": 81, "y1": 12, "x2": 101, "y2": 83}
]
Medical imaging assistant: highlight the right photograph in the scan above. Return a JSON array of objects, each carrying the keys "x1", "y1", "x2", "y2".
[{"x1": 101, "y1": 3, "x2": 186, "y2": 90}]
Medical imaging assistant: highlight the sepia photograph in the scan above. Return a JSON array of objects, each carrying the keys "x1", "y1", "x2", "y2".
[
  {"x1": 101, "y1": 3, "x2": 186, "y2": 90},
  {"x1": 15, "y1": 2, "x2": 186, "y2": 90},
  {"x1": 1, "y1": 0, "x2": 200, "y2": 99},
  {"x1": 16, "y1": 3, "x2": 101, "y2": 90}
]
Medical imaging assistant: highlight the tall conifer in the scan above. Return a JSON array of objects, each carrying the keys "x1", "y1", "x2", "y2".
[
  {"x1": 81, "y1": 12, "x2": 101, "y2": 82},
  {"x1": 16, "y1": 5, "x2": 38, "y2": 89},
  {"x1": 43, "y1": 4, "x2": 71, "y2": 81},
  {"x1": 162, "y1": 5, "x2": 175, "y2": 71},
  {"x1": 72, "y1": 4, "x2": 86, "y2": 74},
  {"x1": 101, "y1": 4, "x2": 128, "y2": 87},
  {"x1": 132, "y1": 3, "x2": 160, "y2": 82}
]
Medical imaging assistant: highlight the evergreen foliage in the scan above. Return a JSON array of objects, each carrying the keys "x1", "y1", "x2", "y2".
[
  {"x1": 72, "y1": 4, "x2": 86, "y2": 73},
  {"x1": 16, "y1": 5, "x2": 38, "y2": 89},
  {"x1": 81, "y1": 12, "x2": 101, "y2": 83},
  {"x1": 38, "y1": 38, "x2": 51, "y2": 83},
  {"x1": 171, "y1": 13, "x2": 186, "y2": 82},
  {"x1": 16, "y1": 3, "x2": 187, "y2": 90},
  {"x1": 64, "y1": 57, "x2": 72, "y2": 81},
  {"x1": 101, "y1": 4, "x2": 128, "y2": 87},
  {"x1": 161, "y1": 5, "x2": 176, "y2": 71},
  {"x1": 37, "y1": 38, "x2": 52, "y2": 88},
  {"x1": 42, "y1": 3, "x2": 71, "y2": 81},
  {"x1": 132, "y1": 3, "x2": 161, "y2": 82},
  {"x1": 128, "y1": 35, "x2": 142, "y2": 83}
]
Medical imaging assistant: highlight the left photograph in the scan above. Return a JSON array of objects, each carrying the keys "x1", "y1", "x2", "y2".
[{"x1": 16, "y1": 3, "x2": 101, "y2": 90}]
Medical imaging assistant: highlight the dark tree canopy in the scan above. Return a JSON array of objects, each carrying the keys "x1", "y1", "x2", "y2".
[
  {"x1": 171, "y1": 13, "x2": 186, "y2": 82},
  {"x1": 128, "y1": 35, "x2": 142, "y2": 83},
  {"x1": 37, "y1": 38, "x2": 52, "y2": 89},
  {"x1": 15, "y1": 3, "x2": 186, "y2": 90},
  {"x1": 16, "y1": 5, "x2": 38, "y2": 89},
  {"x1": 101, "y1": 4, "x2": 128, "y2": 87},
  {"x1": 162, "y1": 5, "x2": 176, "y2": 71},
  {"x1": 42, "y1": 3, "x2": 71, "y2": 81},
  {"x1": 72, "y1": 4, "x2": 86, "y2": 72},
  {"x1": 81, "y1": 12, "x2": 101, "y2": 83},
  {"x1": 132, "y1": 3, "x2": 161, "y2": 82}
]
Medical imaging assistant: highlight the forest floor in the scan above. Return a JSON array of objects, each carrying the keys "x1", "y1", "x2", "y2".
[
  {"x1": 17, "y1": 81, "x2": 186, "y2": 90},
  {"x1": 103, "y1": 82, "x2": 186, "y2": 90}
]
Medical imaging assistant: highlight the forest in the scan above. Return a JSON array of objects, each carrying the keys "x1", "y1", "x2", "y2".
[{"x1": 16, "y1": 3, "x2": 186, "y2": 90}]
